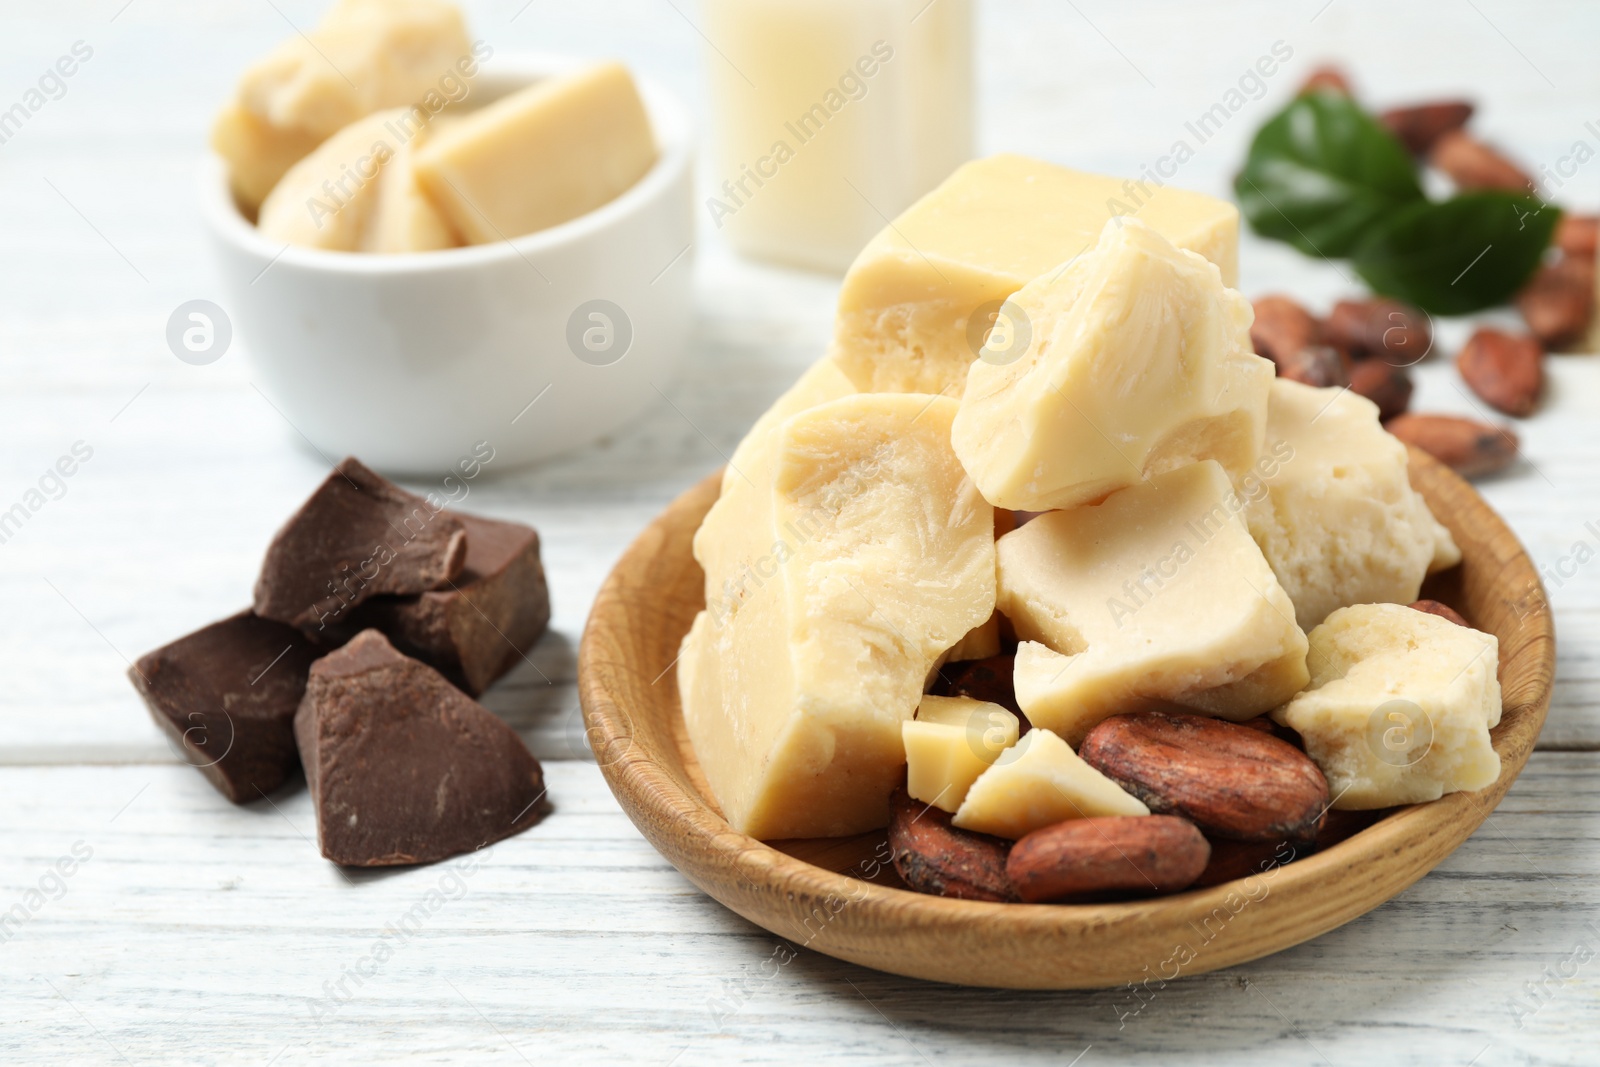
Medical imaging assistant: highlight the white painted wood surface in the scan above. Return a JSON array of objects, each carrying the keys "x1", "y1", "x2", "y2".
[
  {"x1": 4, "y1": 760, "x2": 1600, "y2": 1066},
  {"x1": 2, "y1": 0, "x2": 1598, "y2": 1062}
]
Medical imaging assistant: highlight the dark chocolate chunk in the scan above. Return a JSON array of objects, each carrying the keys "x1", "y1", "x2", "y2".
[
  {"x1": 254, "y1": 457, "x2": 468, "y2": 632},
  {"x1": 294, "y1": 629, "x2": 545, "y2": 866},
  {"x1": 334, "y1": 512, "x2": 550, "y2": 695},
  {"x1": 129, "y1": 611, "x2": 322, "y2": 803}
]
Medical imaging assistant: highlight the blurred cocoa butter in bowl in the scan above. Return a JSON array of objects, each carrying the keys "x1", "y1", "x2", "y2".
[{"x1": 201, "y1": 0, "x2": 695, "y2": 473}]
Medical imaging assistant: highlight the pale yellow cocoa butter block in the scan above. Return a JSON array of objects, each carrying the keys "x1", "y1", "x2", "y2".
[
  {"x1": 902, "y1": 695, "x2": 1019, "y2": 814},
  {"x1": 952, "y1": 728, "x2": 1149, "y2": 839},
  {"x1": 941, "y1": 613, "x2": 1002, "y2": 664},
  {"x1": 216, "y1": 0, "x2": 477, "y2": 212},
  {"x1": 258, "y1": 109, "x2": 457, "y2": 253},
  {"x1": 363, "y1": 117, "x2": 462, "y2": 253},
  {"x1": 1274, "y1": 603, "x2": 1501, "y2": 810},
  {"x1": 830, "y1": 154, "x2": 1240, "y2": 395},
  {"x1": 999, "y1": 461, "x2": 1309, "y2": 747},
  {"x1": 1245, "y1": 379, "x2": 1462, "y2": 629},
  {"x1": 724, "y1": 356, "x2": 857, "y2": 494},
  {"x1": 211, "y1": 103, "x2": 325, "y2": 214},
  {"x1": 951, "y1": 218, "x2": 1272, "y2": 512},
  {"x1": 679, "y1": 393, "x2": 996, "y2": 839},
  {"x1": 413, "y1": 62, "x2": 656, "y2": 244}
]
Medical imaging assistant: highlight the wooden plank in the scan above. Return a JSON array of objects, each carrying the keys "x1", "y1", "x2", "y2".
[
  {"x1": 2, "y1": 756, "x2": 1597, "y2": 1064},
  {"x1": 2, "y1": 0, "x2": 1600, "y2": 1058},
  {"x1": 2, "y1": 0, "x2": 1600, "y2": 760},
  {"x1": 5, "y1": 349, "x2": 1600, "y2": 761},
  {"x1": 0, "y1": 257, "x2": 834, "y2": 763}
]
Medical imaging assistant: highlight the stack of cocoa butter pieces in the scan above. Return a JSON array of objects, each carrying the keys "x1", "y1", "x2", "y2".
[
  {"x1": 887, "y1": 600, "x2": 1469, "y2": 903},
  {"x1": 128, "y1": 458, "x2": 551, "y2": 867},
  {"x1": 1252, "y1": 65, "x2": 1595, "y2": 480}
]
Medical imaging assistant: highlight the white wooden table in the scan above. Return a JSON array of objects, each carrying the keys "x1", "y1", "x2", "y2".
[{"x1": 3, "y1": 1, "x2": 1598, "y2": 1063}]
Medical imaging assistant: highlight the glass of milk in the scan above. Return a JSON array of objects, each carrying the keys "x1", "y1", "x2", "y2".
[{"x1": 700, "y1": 0, "x2": 974, "y2": 273}]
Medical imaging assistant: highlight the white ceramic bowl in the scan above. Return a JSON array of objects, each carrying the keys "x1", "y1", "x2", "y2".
[{"x1": 201, "y1": 56, "x2": 695, "y2": 475}]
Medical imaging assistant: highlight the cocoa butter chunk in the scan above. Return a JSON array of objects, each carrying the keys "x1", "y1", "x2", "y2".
[
  {"x1": 1247, "y1": 380, "x2": 1457, "y2": 630},
  {"x1": 335, "y1": 513, "x2": 550, "y2": 695},
  {"x1": 254, "y1": 458, "x2": 468, "y2": 632},
  {"x1": 129, "y1": 611, "x2": 322, "y2": 803},
  {"x1": 295, "y1": 630, "x2": 545, "y2": 866},
  {"x1": 951, "y1": 219, "x2": 1271, "y2": 512},
  {"x1": 887, "y1": 787, "x2": 1017, "y2": 902},
  {"x1": 1275, "y1": 604, "x2": 1500, "y2": 810},
  {"x1": 1078, "y1": 711, "x2": 1330, "y2": 843}
]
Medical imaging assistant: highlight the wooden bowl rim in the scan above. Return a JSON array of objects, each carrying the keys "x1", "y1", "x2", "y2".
[{"x1": 578, "y1": 446, "x2": 1555, "y2": 987}]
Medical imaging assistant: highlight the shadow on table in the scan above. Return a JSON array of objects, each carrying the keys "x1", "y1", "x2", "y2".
[{"x1": 722, "y1": 895, "x2": 1513, "y2": 1062}]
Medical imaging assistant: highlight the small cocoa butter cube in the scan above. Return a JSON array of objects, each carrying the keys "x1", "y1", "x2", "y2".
[{"x1": 1275, "y1": 604, "x2": 1501, "y2": 810}]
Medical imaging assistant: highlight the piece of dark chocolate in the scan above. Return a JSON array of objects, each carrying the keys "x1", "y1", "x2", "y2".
[
  {"x1": 254, "y1": 457, "x2": 467, "y2": 632},
  {"x1": 294, "y1": 629, "x2": 545, "y2": 866},
  {"x1": 129, "y1": 611, "x2": 322, "y2": 803},
  {"x1": 335, "y1": 512, "x2": 550, "y2": 695}
]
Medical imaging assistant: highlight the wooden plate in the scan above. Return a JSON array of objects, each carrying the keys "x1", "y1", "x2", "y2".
[{"x1": 577, "y1": 448, "x2": 1555, "y2": 989}]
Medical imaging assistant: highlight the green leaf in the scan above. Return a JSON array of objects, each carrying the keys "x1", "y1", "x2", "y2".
[
  {"x1": 1234, "y1": 91, "x2": 1425, "y2": 258},
  {"x1": 1352, "y1": 193, "x2": 1560, "y2": 315}
]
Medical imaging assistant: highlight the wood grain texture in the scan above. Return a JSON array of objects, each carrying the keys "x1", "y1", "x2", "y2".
[
  {"x1": 3, "y1": 757, "x2": 1599, "y2": 1066},
  {"x1": 578, "y1": 450, "x2": 1555, "y2": 989},
  {"x1": 4, "y1": 0, "x2": 1600, "y2": 763},
  {"x1": 9, "y1": 2, "x2": 1600, "y2": 767},
  {"x1": 2, "y1": 0, "x2": 1598, "y2": 1059}
]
